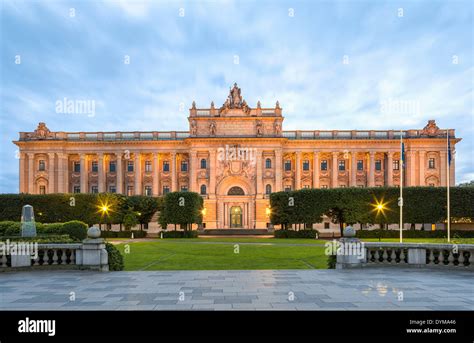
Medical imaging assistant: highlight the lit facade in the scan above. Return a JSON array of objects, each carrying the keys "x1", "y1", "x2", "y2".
[{"x1": 14, "y1": 84, "x2": 460, "y2": 230}]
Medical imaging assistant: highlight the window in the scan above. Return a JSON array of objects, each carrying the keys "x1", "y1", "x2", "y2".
[
  {"x1": 181, "y1": 186, "x2": 188, "y2": 192},
  {"x1": 321, "y1": 160, "x2": 328, "y2": 171},
  {"x1": 429, "y1": 183, "x2": 435, "y2": 187},
  {"x1": 321, "y1": 185, "x2": 328, "y2": 189},
  {"x1": 200, "y1": 159, "x2": 207, "y2": 169},
  {"x1": 73, "y1": 186, "x2": 80, "y2": 193},
  {"x1": 145, "y1": 186, "x2": 152, "y2": 196},
  {"x1": 74, "y1": 161, "x2": 80, "y2": 173},
  {"x1": 109, "y1": 161, "x2": 116, "y2": 172},
  {"x1": 127, "y1": 161, "x2": 134, "y2": 172},
  {"x1": 127, "y1": 186, "x2": 134, "y2": 196},
  {"x1": 181, "y1": 161, "x2": 188, "y2": 172},
  {"x1": 91, "y1": 161, "x2": 98, "y2": 173},
  {"x1": 375, "y1": 160, "x2": 382, "y2": 171},
  {"x1": 303, "y1": 160, "x2": 310, "y2": 171},
  {"x1": 428, "y1": 158, "x2": 435, "y2": 169},
  {"x1": 393, "y1": 160, "x2": 400, "y2": 171},
  {"x1": 91, "y1": 186, "x2": 98, "y2": 193},
  {"x1": 265, "y1": 184, "x2": 272, "y2": 194},
  {"x1": 284, "y1": 160, "x2": 291, "y2": 171},
  {"x1": 145, "y1": 160, "x2": 152, "y2": 172},
  {"x1": 163, "y1": 161, "x2": 170, "y2": 172},
  {"x1": 324, "y1": 222, "x2": 330, "y2": 229},
  {"x1": 163, "y1": 186, "x2": 170, "y2": 194},
  {"x1": 228, "y1": 186, "x2": 245, "y2": 195},
  {"x1": 338, "y1": 160, "x2": 345, "y2": 171},
  {"x1": 303, "y1": 185, "x2": 310, "y2": 189},
  {"x1": 357, "y1": 160, "x2": 363, "y2": 171},
  {"x1": 109, "y1": 186, "x2": 116, "y2": 193},
  {"x1": 39, "y1": 185, "x2": 46, "y2": 194},
  {"x1": 284, "y1": 186, "x2": 292, "y2": 192},
  {"x1": 200, "y1": 184, "x2": 207, "y2": 195},
  {"x1": 340, "y1": 185, "x2": 346, "y2": 188},
  {"x1": 38, "y1": 160, "x2": 45, "y2": 171},
  {"x1": 265, "y1": 158, "x2": 272, "y2": 169}
]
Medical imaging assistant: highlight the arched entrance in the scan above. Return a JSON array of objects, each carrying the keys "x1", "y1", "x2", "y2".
[{"x1": 230, "y1": 206, "x2": 243, "y2": 228}]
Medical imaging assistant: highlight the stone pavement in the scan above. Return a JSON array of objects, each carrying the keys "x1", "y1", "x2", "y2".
[{"x1": 0, "y1": 269, "x2": 472, "y2": 310}]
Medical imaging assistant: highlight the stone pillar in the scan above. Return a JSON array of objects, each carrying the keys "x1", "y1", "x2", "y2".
[
  {"x1": 350, "y1": 152, "x2": 356, "y2": 187},
  {"x1": 440, "y1": 151, "x2": 447, "y2": 187},
  {"x1": 76, "y1": 235, "x2": 109, "y2": 272},
  {"x1": 407, "y1": 150, "x2": 416, "y2": 186},
  {"x1": 171, "y1": 152, "x2": 177, "y2": 192},
  {"x1": 27, "y1": 153, "x2": 35, "y2": 194},
  {"x1": 189, "y1": 151, "x2": 197, "y2": 192},
  {"x1": 19, "y1": 152, "x2": 26, "y2": 193},
  {"x1": 387, "y1": 152, "x2": 393, "y2": 187},
  {"x1": 98, "y1": 153, "x2": 105, "y2": 193},
  {"x1": 368, "y1": 151, "x2": 375, "y2": 187},
  {"x1": 48, "y1": 153, "x2": 55, "y2": 194},
  {"x1": 209, "y1": 150, "x2": 216, "y2": 195},
  {"x1": 449, "y1": 151, "x2": 455, "y2": 187},
  {"x1": 275, "y1": 149, "x2": 282, "y2": 192},
  {"x1": 418, "y1": 150, "x2": 425, "y2": 186},
  {"x1": 152, "y1": 152, "x2": 159, "y2": 196},
  {"x1": 295, "y1": 151, "x2": 301, "y2": 190},
  {"x1": 332, "y1": 152, "x2": 338, "y2": 188},
  {"x1": 313, "y1": 151, "x2": 320, "y2": 188},
  {"x1": 256, "y1": 149, "x2": 263, "y2": 195},
  {"x1": 80, "y1": 153, "x2": 87, "y2": 193},
  {"x1": 134, "y1": 152, "x2": 141, "y2": 195},
  {"x1": 57, "y1": 153, "x2": 66, "y2": 193},
  {"x1": 116, "y1": 153, "x2": 123, "y2": 194}
]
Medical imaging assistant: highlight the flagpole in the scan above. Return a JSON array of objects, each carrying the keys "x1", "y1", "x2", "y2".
[
  {"x1": 399, "y1": 130, "x2": 403, "y2": 243},
  {"x1": 447, "y1": 131, "x2": 451, "y2": 242}
]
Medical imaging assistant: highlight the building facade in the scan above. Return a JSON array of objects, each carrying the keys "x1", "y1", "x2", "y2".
[{"x1": 14, "y1": 84, "x2": 460, "y2": 230}]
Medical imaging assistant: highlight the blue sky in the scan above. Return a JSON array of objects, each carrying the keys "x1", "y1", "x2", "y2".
[{"x1": 1, "y1": 0, "x2": 472, "y2": 192}]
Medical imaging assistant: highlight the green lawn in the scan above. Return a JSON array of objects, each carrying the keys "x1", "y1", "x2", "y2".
[{"x1": 116, "y1": 240, "x2": 328, "y2": 271}]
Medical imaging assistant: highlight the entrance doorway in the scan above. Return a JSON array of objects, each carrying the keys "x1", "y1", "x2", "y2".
[{"x1": 230, "y1": 206, "x2": 242, "y2": 228}]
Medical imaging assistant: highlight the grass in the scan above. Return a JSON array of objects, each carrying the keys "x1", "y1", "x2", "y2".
[{"x1": 116, "y1": 240, "x2": 328, "y2": 271}]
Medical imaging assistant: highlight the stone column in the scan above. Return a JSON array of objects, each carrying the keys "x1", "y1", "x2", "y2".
[
  {"x1": 407, "y1": 150, "x2": 416, "y2": 186},
  {"x1": 134, "y1": 152, "x2": 141, "y2": 195},
  {"x1": 256, "y1": 149, "x2": 263, "y2": 195},
  {"x1": 189, "y1": 151, "x2": 197, "y2": 192},
  {"x1": 47, "y1": 153, "x2": 55, "y2": 194},
  {"x1": 152, "y1": 152, "x2": 159, "y2": 196},
  {"x1": 368, "y1": 151, "x2": 375, "y2": 187},
  {"x1": 209, "y1": 150, "x2": 216, "y2": 195},
  {"x1": 57, "y1": 153, "x2": 66, "y2": 193},
  {"x1": 387, "y1": 152, "x2": 393, "y2": 187},
  {"x1": 116, "y1": 153, "x2": 123, "y2": 194},
  {"x1": 19, "y1": 152, "x2": 26, "y2": 193},
  {"x1": 171, "y1": 152, "x2": 177, "y2": 192},
  {"x1": 98, "y1": 153, "x2": 105, "y2": 193},
  {"x1": 418, "y1": 150, "x2": 425, "y2": 186},
  {"x1": 350, "y1": 152, "x2": 356, "y2": 187},
  {"x1": 449, "y1": 151, "x2": 455, "y2": 187},
  {"x1": 440, "y1": 151, "x2": 447, "y2": 187},
  {"x1": 313, "y1": 151, "x2": 320, "y2": 188},
  {"x1": 295, "y1": 151, "x2": 301, "y2": 190},
  {"x1": 27, "y1": 153, "x2": 35, "y2": 194},
  {"x1": 80, "y1": 153, "x2": 88, "y2": 193},
  {"x1": 275, "y1": 149, "x2": 282, "y2": 192},
  {"x1": 332, "y1": 152, "x2": 338, "y2": 188}
]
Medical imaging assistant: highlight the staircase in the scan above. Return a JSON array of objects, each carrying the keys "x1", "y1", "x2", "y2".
[{"x1": 200, "y1": 229, "x2": 271, "y2": 236}]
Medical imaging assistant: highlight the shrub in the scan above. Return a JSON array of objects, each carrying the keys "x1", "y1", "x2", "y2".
[
  {"x1": 101, "y1": 230, "x2": 147, "y2": 238},
  {"x1": 160, "y1": 230, "x2": 198, "y2": 238},
  {"x1": 355, "y1": 229, "x2": 474, "y2": 239},
  {"x1": 105, "y1": 243, "x2": 124, "y2": 271},
  {"x1": 327, "y1": 254, "x2": 337, "y2": 269},
  {"x1": 0, "y1": 221, "x2": 21, "y2": 236},
  {"x1": 60, "y1": 221, "x2": 88, "y2": 241},
  {"x1": 0, "y1": 235, "x2": 74, "y2": 243},
  {"x1": 274, "y1": 229, "x2": 319, "y2": 239}
]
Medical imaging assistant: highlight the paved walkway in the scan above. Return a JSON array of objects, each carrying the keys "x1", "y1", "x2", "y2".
[{"x1": 1, "y1": 269, "x2": 472, "y2": 310}]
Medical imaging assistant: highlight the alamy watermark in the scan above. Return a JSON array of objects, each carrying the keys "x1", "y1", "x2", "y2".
[
  {"x1": 55, "y1": 97, "x2": 96, "y2": 117},
  {"x1": 325, "y1": 239, "x2": 366, "y2": 260},
  {"x1": 217, "y1": 144, "x2": 257, "y2": 163},
  {"x1": 0, "y1": 240, "x2": 38, "y2": 259}
]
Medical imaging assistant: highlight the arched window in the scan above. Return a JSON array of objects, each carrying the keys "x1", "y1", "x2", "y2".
[
  {"x1": 200, "y1": 159, "x2": 207, "y2": 169},
  {"x1": 228, "y1": 186, "x2": 245, "y2": 195},
  {"x1": 265, "y1": 158, "x2": 272, "y2": 169},
  {"x1": 200, "y1": 184, "x2": 207, "y2": 195},
  {"x1": 265, "y1": 184, "x2": 272, "y2": 194}
]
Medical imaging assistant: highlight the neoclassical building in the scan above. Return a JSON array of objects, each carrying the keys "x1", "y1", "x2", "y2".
[{"x1": 14, "y1": 83, "x2": 460, "y2": 230}]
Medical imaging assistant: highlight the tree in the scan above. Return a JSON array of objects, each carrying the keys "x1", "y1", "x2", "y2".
[
  {"x1": 160, "y1": 192, "x2": 203, "y2": 231},
  {"x1": 123, "y1": 210, "x2": 139, "y2": 231}
]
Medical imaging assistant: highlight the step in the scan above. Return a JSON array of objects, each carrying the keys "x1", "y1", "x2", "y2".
[{"x1": 200, "y1": 229, "x2": 270, "y2": 236}]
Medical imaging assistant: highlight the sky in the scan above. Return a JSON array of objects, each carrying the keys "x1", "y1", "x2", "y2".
[{"x1": 0, "y1": 0, "x2": 473, "y2": 193}]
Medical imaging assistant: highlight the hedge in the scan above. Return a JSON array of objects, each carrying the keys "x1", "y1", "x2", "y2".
[
  {"x1": 159, "y1": 192, "x2": 203, "y2": 230},
  {"x1": 0, "y1": 220, "x2": 88, "y2": 241},
  {"x1": 274, "y1": 229, "x2": 319, "y2": 239},
  {"x1": 105, "y1": 243, "x2": 124, "y2": 271},
  {"x1": 356, "y1": 229, "x2": 474, "y2": 239},
  {"x1": 101, "y1": 230, "x2": 147, "y2": 238},
  {"x1": 160, "y1": 230, "x2": 199, "y2": 238},
  {"x1": 0, "y1": 235, "x2": 74, "y2": 243}
]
